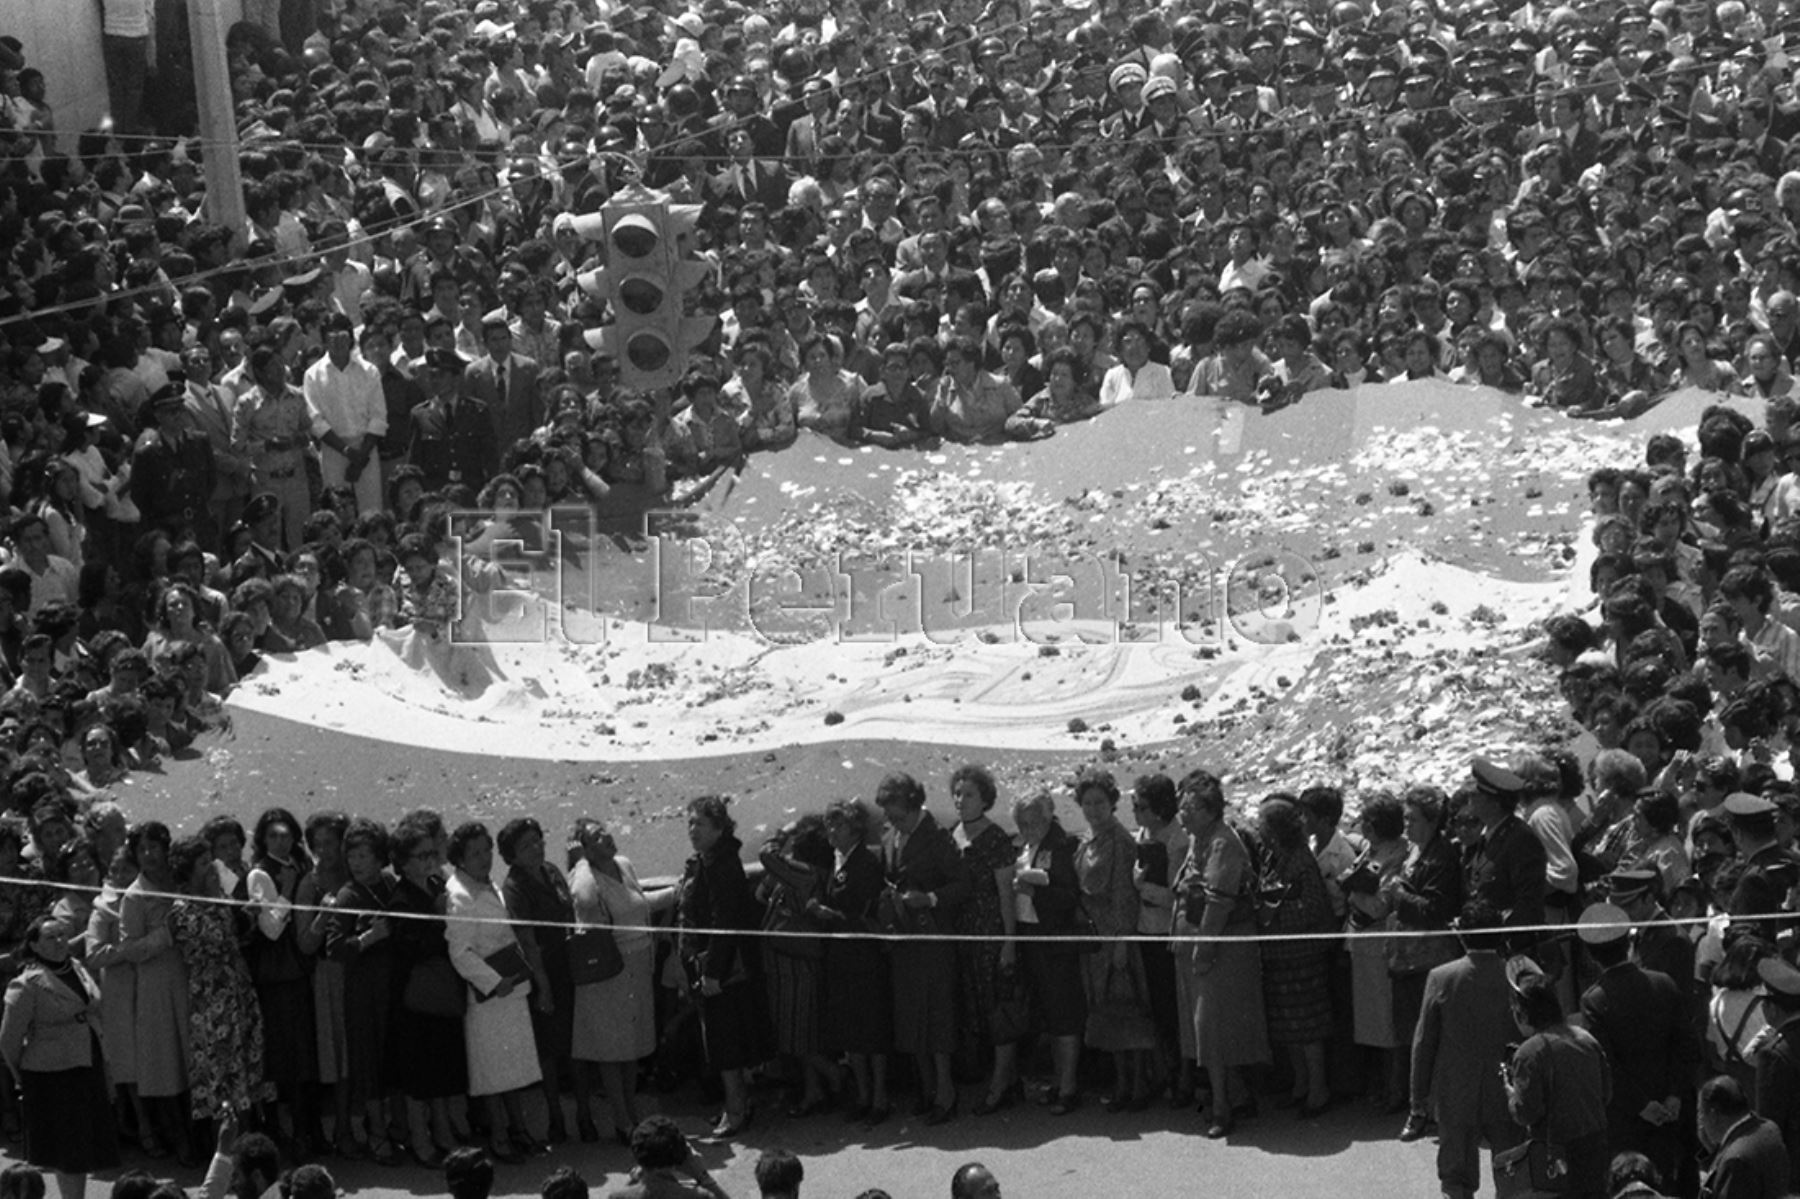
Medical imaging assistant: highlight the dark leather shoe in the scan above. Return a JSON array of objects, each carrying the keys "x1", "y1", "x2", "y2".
[
  {"x1": 925, "y1": 1097, "x2": 958, "y2": 1126},
  {"x1": 1203, "y1": 1116, "x2": 1233, "y2": 1139},
  {"x1": 1399, "y1": 1114, "x2": 1436, "y2": 1142}
]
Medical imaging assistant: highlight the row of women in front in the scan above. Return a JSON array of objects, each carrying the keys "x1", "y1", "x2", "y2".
[{"x1": 0, "y1": 765, "x2": 1470, "y2": 1199}]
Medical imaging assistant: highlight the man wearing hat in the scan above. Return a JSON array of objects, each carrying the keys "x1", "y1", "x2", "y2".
[
  {"x1": 1606, "y1": 867, "x2": 1695, "y2": 1001},
  {"x1": 1409, "y1": 899, "x2": 1527, "y2": 1192},
  {"x1": 132, "y1": 379, "x2": 219, "y2": 552},
  {"x1": 1724, "y1": 792, "x2": 1799, "y2": 930},
  {"x1": 1752, "y1": 955, "x2": 1800, "y2": 1175},
  {"x1": 230, "y1": 492, "x2": 288, "y2": 586},
  {"x1": 407, "y1": 350, "x2": 498, "y2": 493},
  {"x1": 1466, "y1": 756, "x2": 1550, "y2": 941},
  {"x1": 1102, "y1": 62, "x2": 1149, "y2": 139},
  {"x1": 1577, "y1": 903, "x2": 1695, "y2": 1183}
]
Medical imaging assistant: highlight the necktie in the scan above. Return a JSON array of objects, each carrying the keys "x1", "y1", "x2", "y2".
[{"x1": 496, "y1": 361, "x2": 507, "y2": 402}]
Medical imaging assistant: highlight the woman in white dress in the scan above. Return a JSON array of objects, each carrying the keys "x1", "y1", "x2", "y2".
[
  {"x1": 568, "y1": 818, "x2": 675, "y2": 1144},
  {"x1": 445, "y1": 822, "x2": 542, "y2": 1165}
]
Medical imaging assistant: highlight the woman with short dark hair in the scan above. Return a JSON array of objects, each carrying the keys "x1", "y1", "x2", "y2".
[
  {"x1": 118, "y1": 821, "x2": 191, "y2": 1161},
  {"x1": 1131, "y1": 773, "x2": 1190, "y2": 1103},
  {"x1": 445, "y1": 821, "x2": 542, "y2": 1163},
  {"x1": 1256, "y1": 794, "x2": 1335, "y2": 1118},
  {"x1": 323, "y1": 819, "x2": 400, "y2": 1164},
  {"x1": 0, "y1": 914, "x2": 118, "y2": 1199},
  {"x1": 678, "y1": 796, "x2": 767, "y2": 1138},
  {"x1": 1172, "y1": 771, "x2": 1268, "y2": 1138},
  {"x1": 568, "y1": 818, "x2": 676, "y2": 1143},
  {"x1": 384, "y1": 818, "x2": 467, "y2": 1163},
  {"x1": 497, "y1": 817, "x2": 575, "y2": 1145},
  {"x1": 1076, "y1": 768, "x2": 1156, "y2": 1111},
  {"x1": 245, "y1": 807, "x2": 319, "y2": 1155},
  {"x1": 810, "y1": 800, "x2": 891, "y2": 1123},
  {"x1": 949, "y1": 764, "x2": 1019, "y2": 1115},
  {"x1": 168, "y1": 836, "x2": 272, "y2": 1128}
]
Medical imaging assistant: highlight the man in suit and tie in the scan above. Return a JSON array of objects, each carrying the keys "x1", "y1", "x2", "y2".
[
  {"x1": 1409, "y1": 899, "x2": 1526, "y2": 1198},
  {"x1": 875, "y1": 772, "x2": 970, "y2": 1125},
  {"x1": 1578, "y1": 903, "x2": 1696, "y2": 1184},
  {"x1": 1701, "y1": 1074, "x2": 1790, "y2": 1199},
  {"x1": 463, "y1": 318, "x2": 542, "y2": 458},
  {"x1": 714, "y1": 127, "x2": 790, "y2": 210},
  {"x1": 409, "y1": 350, "x2": 499, "y2": 493},
  {"x1": 180, "y1": 343, "x2": 252, "y2": 533}
]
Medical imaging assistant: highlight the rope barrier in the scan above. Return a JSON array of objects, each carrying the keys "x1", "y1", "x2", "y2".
[{"x1": 10, "y1": 871, "x2": 1777, "y2": 946}]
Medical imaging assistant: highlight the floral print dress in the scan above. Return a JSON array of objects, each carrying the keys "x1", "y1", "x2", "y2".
[{"x1": 171, "y1": 898, "x2": 273, "y2": 1119}]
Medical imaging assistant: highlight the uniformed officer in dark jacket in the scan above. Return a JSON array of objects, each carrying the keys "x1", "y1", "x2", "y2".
[
  {"x1": 1577, "y1": 903, "x2": 1697, "y2": 1184},
  {"x1": 407, "y1": 350, "x2": 499, "y2": 493},
  {"x1": 1607, "y1": 867, "x2": 1696, "y2": 1003},
  {"x1": 1726, "y1": 793, "x2": 1798, "y2": 935},
  {"x1": 228, "y1": 492, "x2": 287, "y2": 587},
  {"x1": 131, "y1": 379, "x2": 219, "y2": 551},
  {"x1": 1752, "y1": 957, "x2": 1800, "y2": 1180},
  {"x1": 1465, "y1": 757, "x2": 1549, "y2": 947}
]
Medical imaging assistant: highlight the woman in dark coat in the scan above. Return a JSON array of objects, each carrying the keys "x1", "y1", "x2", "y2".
[
  {"x1": 384, "y1": 818, "x2": 468, "y2": 1165},
  {"x1": 808, "y1": 799, "x2": 891, "y2": 1124},
  {"x1": 324, "y1": 818, "x2": 400, "y2": 1165},
  {"x1": 874, "y1": 771, "x2": 971, "y2": 1124},
  {"x1": 1011, "y1": 787, "x2": 1088, "y2": 1114},
  {"x1": 498, "y1": 817, "x2": 575, "y2": 1145},
  {"x1": 950, "y1": 764, "x2": 1019, "y2": 1112},
  {"x1": 678, "y1": 795, "x2": 767, "y2": 1139},
  {"x1": 245, "y1": 807, "x2": 319, "y2": 1154},
  {"x1": 0, "y1": 914, "x2": 118, "y2": 1199},
  {"x1": 1255, "y1": 793, "x2": 1335, "y2": 1117},
  {"x1": 756, "y1": 816, "x2": 836, "y2": 1118},
  {"x1": 1384, "y1": 785, "x2": 1465, "y2": 1137}
]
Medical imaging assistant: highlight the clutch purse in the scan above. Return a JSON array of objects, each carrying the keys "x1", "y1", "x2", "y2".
[{"x1": 477, "y1": 941, "x2": 529, "y2": 1000}]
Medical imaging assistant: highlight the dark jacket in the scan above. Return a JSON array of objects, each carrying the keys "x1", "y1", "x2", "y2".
[
  {"x1": 1467, "y1": 812, "x2": 1548, "y2": 931},
  {"x1": 1704, "y1": 1113, "x2": 1791, "y2": 1199},
  {"x1": 879, "y1": 811, "x2": 972, "y2": 935},
  {"x1": 1580, "y1": 961, "x2": 1697, "y2": 1152},
  {"x1": 1021, "y1": 820, "x2": 1083, "y2": 938},
  {"x1": 407, "y1": 396, "x2": 500, "y2": 492},
  {"x1": 679, "y1": 836, "x2": 759, "y2": 984},
  {"x1": 1755, "y1": 1013, "x2": 1800, "y2": 1178},
  {"x1": 1387, "y1": 833, "x2": 1464, "y2": 975},
  {"x1": 1413, "y1": 950, "x2": 1516, "y2": 1129}
]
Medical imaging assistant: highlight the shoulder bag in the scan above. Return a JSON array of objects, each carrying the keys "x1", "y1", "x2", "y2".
[{"x1": 569, "y1": 888, "x2": 625, "y2": 986}]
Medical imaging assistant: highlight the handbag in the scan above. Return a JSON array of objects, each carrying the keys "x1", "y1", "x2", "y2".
[
  {"x1": 402, "y1": 956, "x2": 467, "y2": 1018},
  {"x1": 476, "y1": 941, "x2": 529, "y2": 1001},
  {"x1": 1494, "y1": 1138, "x2": 1571, "y2": 1199},
  {"x1": 569, "y1": 892, "x2": 625, "y2": 985}
]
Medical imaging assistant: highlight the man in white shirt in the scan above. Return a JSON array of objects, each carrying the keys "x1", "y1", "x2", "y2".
[
  {"x1": 302, "y1": 313, "x2": 387, "y2": 514},
  {"x1": 3, "y1": 514, "x2": 79, "y2": 614}
]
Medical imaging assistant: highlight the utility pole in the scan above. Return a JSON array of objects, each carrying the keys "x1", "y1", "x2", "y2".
[{"x1": 187, "y1": 0, "x2": 245, "y2": 237}]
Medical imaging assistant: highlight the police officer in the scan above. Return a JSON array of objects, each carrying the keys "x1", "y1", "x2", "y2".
[
  {"x1": 130, "y1": 380, "x2": 218, "y2": 552},
  {"x1": 1577, "y1": 903, "x2": 1696, "y2": 1184},
  {"x1": 1725, "y1": 793, "x2": 1798, "y2": 942},
  {"x1": 1752, "y1": 957, "x2": 1800, "y2": 1176},
  {"x1": 228, "y1": 492, "x2": 287, "y2": 587},
  {"x1": 1465, "y1": 757, "x2": 1550, "y2": 948},
  {"x1": 406, "y1": 350, "x2": 498, "y2": 493},
  {"x1": 1607, "y1": 867, "x2": 1696, "y2": 1004}
]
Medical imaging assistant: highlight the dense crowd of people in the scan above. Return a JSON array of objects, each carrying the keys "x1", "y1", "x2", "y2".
[{"x1": 9, "y1": 0, "x2": 1800, "y2": 1196}]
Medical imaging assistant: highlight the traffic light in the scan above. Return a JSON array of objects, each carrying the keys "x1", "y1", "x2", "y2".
[{"x1": 572, "y1": 182, "x2": 715, "y2": 392}]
